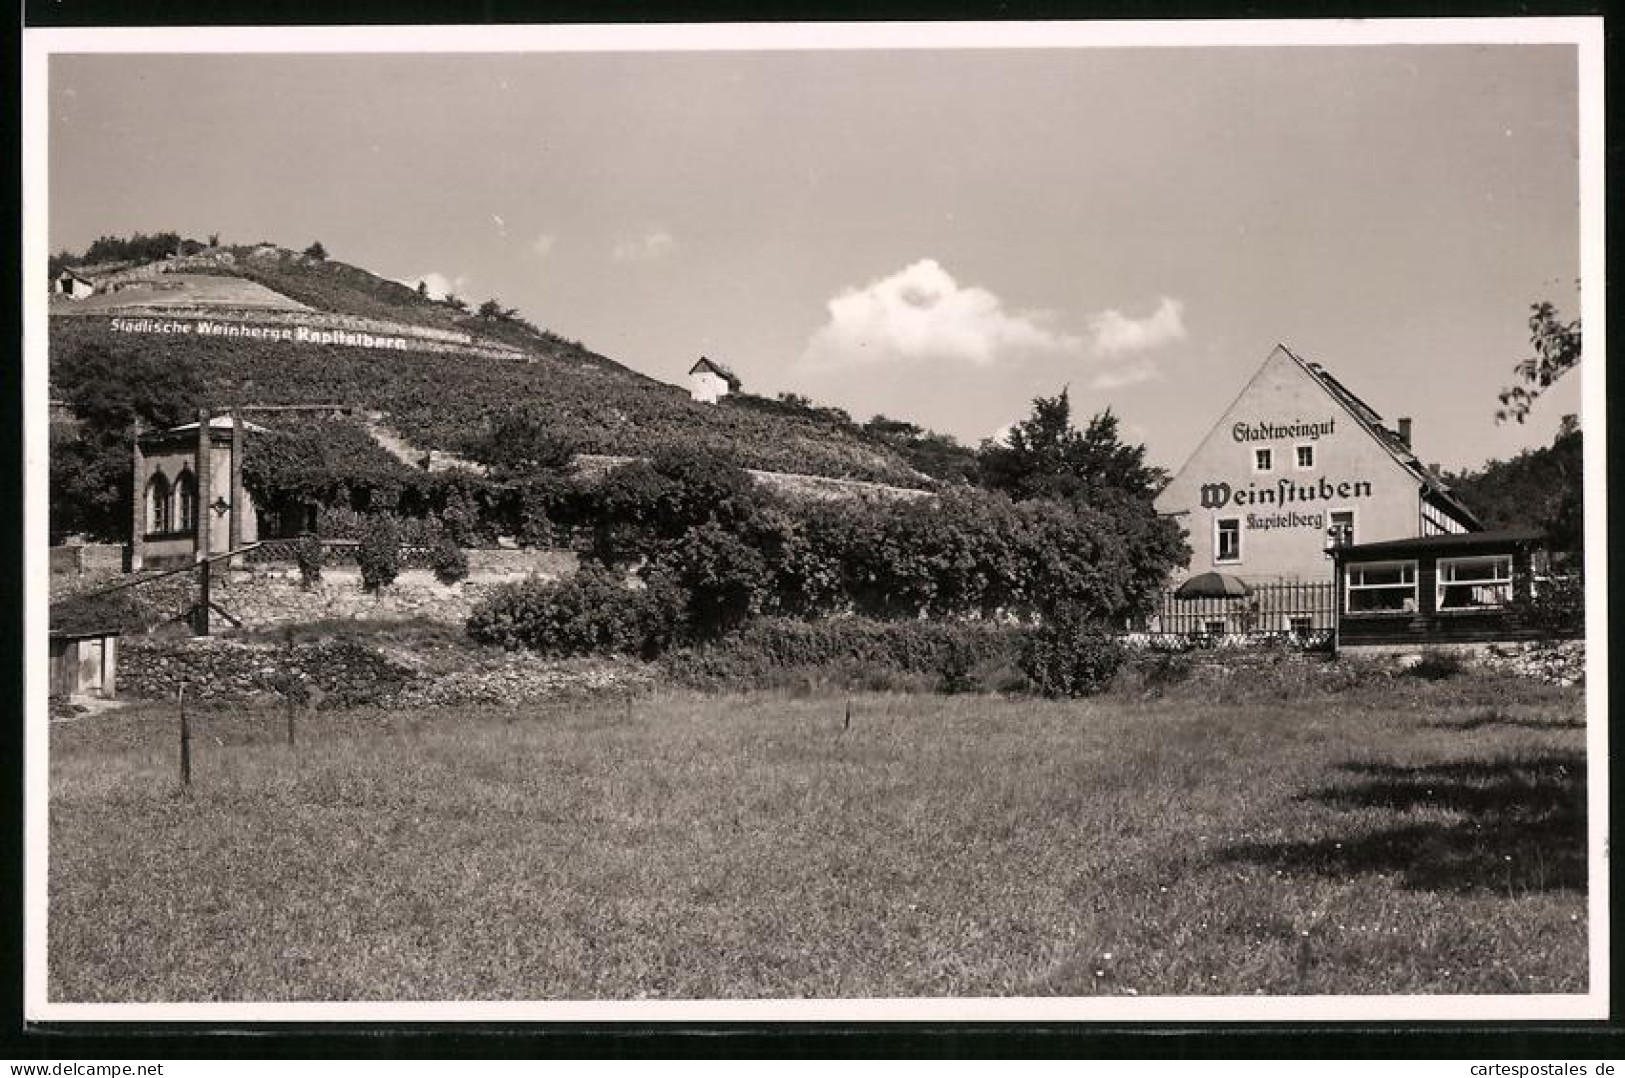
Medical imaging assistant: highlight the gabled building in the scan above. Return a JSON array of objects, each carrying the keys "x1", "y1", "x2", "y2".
[
  {"x1": 688, "y1": 356, "x2": 741, "y2": 404},
  {"x1": 52, "y1": 268, "x2": 96, "y2": 299},
  {"x1": 1154, "y1": 344, "x2": 1480, "y2": 585}
]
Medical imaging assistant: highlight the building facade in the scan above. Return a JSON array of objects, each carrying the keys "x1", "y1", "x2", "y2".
[
  {"x1": 132, "y1": 414, "x2": 262, "y2": 571},
  {"x1": 1155, "y1": 344, "x2": 1480, "y2": 585}
]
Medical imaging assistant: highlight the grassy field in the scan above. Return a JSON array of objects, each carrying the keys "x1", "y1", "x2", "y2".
[{"x1": 49, "y1": 677, "x2": 1587, "y2": 1002}]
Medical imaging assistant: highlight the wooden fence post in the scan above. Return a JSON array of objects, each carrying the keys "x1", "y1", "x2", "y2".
[{"x1": 178, "y1": 685, "x2": 192, "y2": 789}]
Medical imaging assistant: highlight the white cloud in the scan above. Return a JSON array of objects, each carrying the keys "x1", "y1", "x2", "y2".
[
  {"x1": 1086, "y1": 296, "x2": 1187, "y2": 357},
  {"x1": 397, "y1": 271, "x2": 471, "y2": 301},
  {"x1": 531, "y1": 233, "x2": 556, "y2": 259},
  {"x1": 613, "y1": 228, "x2": 675, "y2": 262},
  {"x1": 801, "y1": 259, "x2": 1080, "y2": 369}
]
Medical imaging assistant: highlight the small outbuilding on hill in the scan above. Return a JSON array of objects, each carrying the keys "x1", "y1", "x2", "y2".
[{"x1": 688, "y1": 356, "x2": 741, "y2": 404}]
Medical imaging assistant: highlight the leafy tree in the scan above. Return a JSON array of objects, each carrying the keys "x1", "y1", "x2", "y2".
[
  {"x1": 1499, "y1": 301, "x2": 1581, "y2": 424},
  {"x1": 443, "y1": 293, "x2": 468, "y2": 312},
  {"x1": 80, "y1": 231, "x2": 183, "y2": 265},
  {"x1": 1448, "y1": 415, "x2": 1583, "y2": 553},
  {"x1": 207, "y1": 233, "x2": 220, "y2": 248},
  {"x1": 303, "y1": 241, "x2": 328, "y2": 261},
  {"x1": 55, "y1": 340, "x2": 204, "y2": 434},
  {"x1": 979, "y1": 390, "x2": 1167, "y2": 508},
  {"x1": 478, "y1": 298, "x2": 504, "y2": 320},
  {"x1": 416, "y1": 280, "x2": 429, "y2": 298},
  {"x1": 49, "y1": 341, "x2": 206, "y2": 542}
]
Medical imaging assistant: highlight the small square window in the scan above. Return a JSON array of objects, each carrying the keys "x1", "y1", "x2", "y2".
[
  {"x1": 1288, "y1": 615, "x2": 1313, "y2": 637},
  {"x1": 1296, "y1": 445, "x2": 1315, "y2": 469},
  {"x1": 1253, "y1": 447, "x2": 1273, "y2": 472}
]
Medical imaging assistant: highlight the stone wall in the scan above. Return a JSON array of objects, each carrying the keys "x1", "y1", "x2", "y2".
[
  {"x1": 49, "y1": 543, "x2": 127, "y2": 575},
  {"x1": 214, "y1": 550, "x2": 579, "y2": 629},
  {"x1": 118, "y1": 635, "x2": 652, "y2": 708},
  {"x1": 120, "y1": 636, "x2": 416, "y2": 706},
  {"x1": 1342, "y1": 638, "x2": 1586, "y2": 686}
]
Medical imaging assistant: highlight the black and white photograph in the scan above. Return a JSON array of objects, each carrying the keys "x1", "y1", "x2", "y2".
[{"x1": 23, "y1": 20, "x2": 1607, "y2": 1023}]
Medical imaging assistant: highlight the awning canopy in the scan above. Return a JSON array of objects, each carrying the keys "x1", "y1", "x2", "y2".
[{"x1": 1174, "y1": 571, "x2": 1252, "y2": 599}]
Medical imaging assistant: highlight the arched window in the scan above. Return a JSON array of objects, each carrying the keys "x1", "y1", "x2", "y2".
[
  {"x1": 175, "y1": 469, "x2": 198, "y2": 534},
  {"x1": 146, "y1": 472, "x2": 171, "y2": 535}
]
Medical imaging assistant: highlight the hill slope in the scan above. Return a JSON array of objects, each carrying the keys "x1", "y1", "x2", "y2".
[{"x1": 48, "y1": 246, "x2": 936, "y2": 489}]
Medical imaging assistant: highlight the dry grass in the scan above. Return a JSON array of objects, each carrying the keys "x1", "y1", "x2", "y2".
[{"x1": 48, "y1": 680, "x2": 1587, "y2": 1002}]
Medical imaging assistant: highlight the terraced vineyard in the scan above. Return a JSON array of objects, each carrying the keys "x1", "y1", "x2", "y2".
[{"x1": 48, "y1": 315, "x2": 934, "y2": 489}]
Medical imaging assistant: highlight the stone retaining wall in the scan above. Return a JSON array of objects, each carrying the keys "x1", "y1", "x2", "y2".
[
  {"x1": 119, "y1": 635, "x2": 652, "y2": 708},
  {"x1": 1341, "y1": 638, "x2": 1586, "y2": 686},
  {"x1": 49, "y1": 543, "x2": 127, "y2": 575},
  {"x1": 215, "y1": 552, "x2": 579, "y2": 628}
]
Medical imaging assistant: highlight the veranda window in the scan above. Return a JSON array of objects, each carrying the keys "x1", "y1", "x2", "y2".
[
  {"x1": 1346, "y1": 560, "x2": 1417, "y2": 613},
  {"x1": 1437, "y1": 555, "x2": 1513, "y2": 610}
]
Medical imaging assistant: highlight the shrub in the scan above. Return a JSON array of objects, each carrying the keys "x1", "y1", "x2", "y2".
[
  {"x1": 652, "y1": 522, "x2": 770, "y2": 640},
  {"x1": 296, "y1": 533, "x2": 324, "y2": 589},
  {"x1": 429, "y1": 531, "x2": 469, "y2": 585},
  {"x1": 437, "y1": 478, "x2": 483, "y2": 548},
  {"x1": 662, "y1": 616, "x2": 1026, "y2": 694},
  {"x1": 1406, "y1": 649, "x2": 1465, "y2": 681},
  {"x1": 1511, "y1": 570, "x2": 1585, "y2": 636},
  {"x1": 357, "y1": 514, "x2": 401, "y2": 592},
  {"x1": 1117, "y1": 650, "x2": 1196, "y2": 697},
  {"x1": 466, "y1": 564, "x2": 685, "y2": 658},
  {"x1": 1020, "y1": 610, "x2": 1125, "y2": 698}
]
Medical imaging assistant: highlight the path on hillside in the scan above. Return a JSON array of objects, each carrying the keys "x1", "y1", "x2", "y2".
[{"x1": 361, "y1": 414, "x2": 489, "y2": 476}]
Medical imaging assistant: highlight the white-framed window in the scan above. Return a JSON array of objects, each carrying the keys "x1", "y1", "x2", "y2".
[
  {"x1": 1288, "y1": 615, "x2": 1313, "y2": 637},
  {"x1": 1295, "y1": 444, "x2": 1315, "y2": 469},
  {"x1": 1204, "y1": 619, "x2": 1227, "y2": 637},
  {"x1": 1253, "y1": 446, "x2": 1273, "y2": 473},
  {"x1": 1437, "y1": 555, "x2": 1514, "y2": 611},
  {"x1": 1346, "y1": 560, "x2": 1418, "y2": 613},
  {"x1": 1328, "y1": 508, "x2": 1355, "y2": 547},
  {"x1": 1215, "y1": 517, "x2": 1241, "y2": 564}
]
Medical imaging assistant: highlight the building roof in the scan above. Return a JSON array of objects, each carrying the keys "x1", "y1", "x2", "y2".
[
  {"x1": 1336, "y1": 527, "x2": 1544, "y2": 560},
  {"x1": 55, "y1": 268, "x2": 95, "y2": 284},
  {"x1": 1283, "y1": 344, "x2": 1483, "y2": 531},
  {"x1": 159, "y1": 416, "x2": 273, "y2": 436},
  {"x1": 688, "y1": 356, "x2": 742, "y2": 390}
]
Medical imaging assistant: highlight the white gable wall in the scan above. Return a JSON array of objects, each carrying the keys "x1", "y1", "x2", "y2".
[
  {"x1": 690, "y1": 369, "x2": 731, "y2": 404},
  {"x1": 1154, "y1": 346, "x2": 1431, "y2": 583}
]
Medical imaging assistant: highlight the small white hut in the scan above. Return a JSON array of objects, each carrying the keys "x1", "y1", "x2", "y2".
[{"x1": 688, "y1": 356, "x2": 741, "y2": 404}]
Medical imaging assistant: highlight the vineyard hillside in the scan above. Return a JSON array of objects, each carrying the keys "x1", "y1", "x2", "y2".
[{"x1": 48, "y1": 246, "x2": 937, "y2": 489}]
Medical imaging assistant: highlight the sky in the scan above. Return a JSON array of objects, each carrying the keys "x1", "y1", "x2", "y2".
[{"x1": 45, "y1": 38, "x2": 1585, "y2": 475}]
